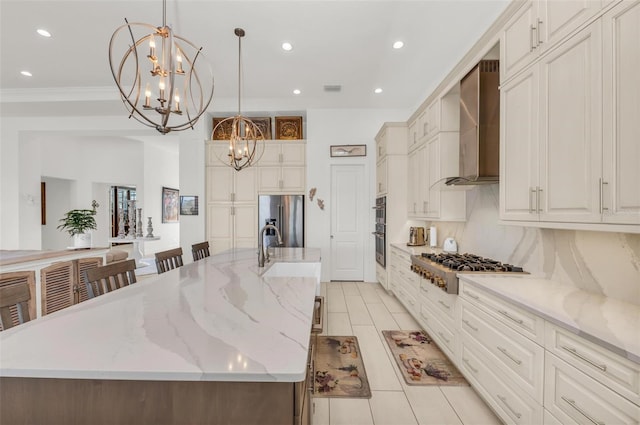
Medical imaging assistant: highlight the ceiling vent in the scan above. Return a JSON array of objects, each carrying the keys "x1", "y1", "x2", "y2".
[{"x1": 323, "y1": 85, "x2": 342, "y2": 93}]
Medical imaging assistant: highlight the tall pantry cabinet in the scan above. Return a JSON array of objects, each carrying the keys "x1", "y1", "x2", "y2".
[{"x1": 205, "y1": 140, "x2": 307, "y2": 255}]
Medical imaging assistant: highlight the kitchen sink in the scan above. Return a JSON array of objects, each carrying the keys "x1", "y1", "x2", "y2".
[{"x1": 262, "y1": 262, "x2": 321, "y2": 295}]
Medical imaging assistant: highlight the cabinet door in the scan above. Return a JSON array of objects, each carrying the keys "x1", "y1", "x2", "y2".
[
  {"x1": 408, "y1": 146, "x2": 426, "y2": 217},
  {"x1": 425, "y1": 99, "x2": 440, "y2": 139},
  {"x1": 426, "y1": 137, "x2": 441, "y2": 218},
  {"x1": 258, "y1": 167, "x2": 281, "y2": 192},
  {"x1": 539, "y1": 0, "x2": 603, "y2": 52},
  {"x1": 500, "y1": 66, "x2": 540, "y2": 221},
  {"x1": 234, "y1": 204, "x2": 257, "y2": 248},
  {"x1": 281, "y1": 167, "x2": 305, "y2": 192},
  {"x1": 207, "y1": 204, "x2": 233, "y2": 255},
  {"x1": 407, "y1": 118, "x2": 420, "y2": 151},
  {"x1": 502, "y1": 1, "x2": 538, "y2": 80},
  {"x1": 602, "y1": 1, "x2": 640, "y2": 224},
  {"x1": 281, "y1": 143, "x2": 306, "y2": 165},
  {"x1": 41, "y1": 261, "x2": 74, "y2": 315},
  {"x1": 539, "y1": 22, "x2": 602, "y2": 223},
  {"x1": 206, "y1": 142, "x2": 230, "y2": 166},
  {"x1": 207, "y1": 167, "x2": 233, "y2": 202},
  {"x1": 260, "y1": 143, "x2": 281, "y2": 166},
  {"x1": 234, "y1": 167, "x2": 257, "y2": 202},
  {"x1": 376, "y1": 159, "x2": 387, "y2": 196}
]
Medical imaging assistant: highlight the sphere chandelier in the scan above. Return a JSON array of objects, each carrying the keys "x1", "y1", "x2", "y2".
[
  {"x1": 108, "y1": 0, "x2": 214, "y2": 134},
  {"x1": 212, "y1": 28, "x2": 264, "y2": 171}
]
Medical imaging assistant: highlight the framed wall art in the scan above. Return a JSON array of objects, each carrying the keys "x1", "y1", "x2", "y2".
[
  {"x1": 212, "y1": 117, "x2": 233, "y2": 140},
  {"x1": 275, "y1": 116, "x2": 303, "y2": 140},
  {"x1": 162, "y1": 187, "x2": 179, "y2": 223},
  {"x1": 179, "y1": 195, "x2": 199, "y2": 216},
  {"x1": 330, "y1": 144, "x2": 367, "y2": 157},
  {"x1": 248, "y1": 117, "x2": 272, "y2": 140}
]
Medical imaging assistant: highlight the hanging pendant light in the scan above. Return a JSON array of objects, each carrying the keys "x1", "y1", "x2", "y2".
[
  {"x1": 212, "y1": 28, "x2": 264, "y2": 171},
  {"x1": 108, "y1": 0, "x2": 214, "y2": 134}
]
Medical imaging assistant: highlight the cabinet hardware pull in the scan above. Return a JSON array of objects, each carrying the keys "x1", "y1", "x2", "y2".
[
  {"x1": 462, "y1": 319, "x2": 478, "y2": 332},
  {"x1": 231, "y1": 192, "x2": 235, "y2": 202},
  {"x1": 498, "y1": 309, "x2": 524, "y2": 324},
  {"x1": 497, "y1": 346, "x2": 522, "y2": 365},
  {"x1": 438, "y1": 300, "x2": 451, "y2": 310},
  {"x1": 231, "y1": 206, "x2": 235, "y2": 215},
  {"x1": 463, "y1": 290, "x2": 479, "y2": 300},
  {"x1": 530, "y1": 25, "x2": 536, "y2": 52},
  {"x1": 279, "y1": 153, "x2": 283, "y2": 163},
  {"x1": 536, "y1": 19, "x2": 543, "y2": 46},
  {"x1": 463, "y1": 358, "x2": 478, "y2": 374},
  {"x1": 497, "y1": 395, "x2": 522, "y2": 419},
  {"x1": 437, "y1": 332, "x2": 450, "y2": 344},
  {"x1": 536, "y1": 187, "x2": 542, "y2": 213},
  {"x1": 599, "y1": 178, "x2": 609, "y2": 214},
  {"x1": 529, "y1": 187, "x2": 536, "y2": 213},
  {"x1": 561, "y1": 396, "x2": 604, "y2": 425},
  {"x1": 561, "y1": 345, "x2": 607, "y2": 372},
  {"x1": 420, "y1": 312, "x2": 429, "y2": 321}
]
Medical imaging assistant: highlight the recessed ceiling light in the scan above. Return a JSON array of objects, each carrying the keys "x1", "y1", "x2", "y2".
[
  {"x1": 37, "y1": 29, "x2": 51, "y2": 37},
  {"x1": 393, "y1": 41, "x2": 404, "y2": 49},
  {"x1": 293, "y1": 89, "x2": 301, "y2": 95},
  {"x1": 374, "y1": 88, "x2": 383, "y2": 94},
  {"x1": 282, "y1": 42, "x2": 293, "y2": 51},
  {"x1": 21, "y1": 71, "x2": 33, "y2": 77}
]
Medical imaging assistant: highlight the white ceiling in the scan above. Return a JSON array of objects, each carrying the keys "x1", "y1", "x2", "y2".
[{"x1": 0, "y1": 0, "x2": 510, "y2": 116}]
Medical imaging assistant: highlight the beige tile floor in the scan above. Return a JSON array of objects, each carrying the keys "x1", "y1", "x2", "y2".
[{"x1": 312, "y1": 281, "x2": 503, "y2": 425}]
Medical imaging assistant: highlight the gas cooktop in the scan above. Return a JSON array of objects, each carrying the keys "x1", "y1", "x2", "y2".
[{"x1": 410, "y1": 252, "x2": 526, "y2": 294}]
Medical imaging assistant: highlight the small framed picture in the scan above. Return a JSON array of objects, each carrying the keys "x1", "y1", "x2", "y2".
[
  {"x1": 212, "y1": 117, "x2": 233, "y2": 140},
  {"x1": 330, "y1": 144, "x2": 367, "y2": 157},
  {"x1": 162, "y1": 187, "x2": 179, "y2": 223},
  {"x1": 275, "y1": 116, "x2": 303, "y2": 140},
  {"x1": 179, "y1": 196, "x2": 199, "y2": 215},
  {"x1": 248, "y1": 117, "x2": 272, "y2": 140}
]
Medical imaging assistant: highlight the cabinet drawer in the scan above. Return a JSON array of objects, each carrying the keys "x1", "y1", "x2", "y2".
[
  {"x1": 425, "y1": 309, "x2": 457, "y2": 360},
  {"x1": 544, "y1": 352, "x2": 640, "y2": 425},
  {"x1": 459, "y1": 280, "x2": 545, "y2": 344},
  {"x1": 545, "y1": 322, "x2": 640, "y2": 406},
  {"x1": 461, "y1": 339, "x2": 543, "y2": 425},
  {"x1": 424, "y1": 282, "x2": 457, "y2": 324},
  {"x1": 461, "y1": 300, "x2": 544, "y2": 403}
]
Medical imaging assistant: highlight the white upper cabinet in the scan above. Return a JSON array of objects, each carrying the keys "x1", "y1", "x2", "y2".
[
  {"x1": 257, "y1": 141, "x2": 306, "y2": 193},
  {"x1": 502, "y1": 0, "x2": 605, "y2": 81},
  {"x1": 601, "y1": 1, "x2": 640, "y2": 225},
  {"x1": 501, "y1": 21, "x2": 603, "y2": 223}
]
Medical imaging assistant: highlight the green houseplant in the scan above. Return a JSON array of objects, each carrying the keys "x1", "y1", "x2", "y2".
[{"x1": 57, "y1": 209, "x2": 97, "y2": 248}]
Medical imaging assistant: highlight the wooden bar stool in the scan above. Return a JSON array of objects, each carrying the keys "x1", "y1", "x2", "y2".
[
  {"x1": 191, "y1": 241, "x2": 210, "y2": 262},
  {"x1": 155, "y1": 247, "x2": 184, "y2": 274},
  {"x1": 83, "y1": 259, "x2": 137, "y2": 298}
]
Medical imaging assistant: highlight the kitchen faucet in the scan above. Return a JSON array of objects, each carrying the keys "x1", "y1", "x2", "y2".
[{"x1": 258, "y1": 224, "x2": 283, "y2": 267}]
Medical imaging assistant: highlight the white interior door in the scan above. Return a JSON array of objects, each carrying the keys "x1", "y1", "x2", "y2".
[{"x1": 330, "y1": 164, "x2": 365, "y2": 281}]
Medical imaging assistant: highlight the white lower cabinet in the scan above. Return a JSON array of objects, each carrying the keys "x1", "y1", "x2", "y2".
[
  {"x1": 544, "y1": 352, "x2": 640, "y2": 425},
  {"x1": 206, "y1": 204, "x2": 257, "y2": 255},
  {"x1": 460, "y1": 338, "x2": 543, "y2": 425}
]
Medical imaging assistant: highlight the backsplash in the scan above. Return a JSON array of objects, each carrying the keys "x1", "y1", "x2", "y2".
[{"x1": 429, "y1": 185, "x2": 640, "y2": 306}]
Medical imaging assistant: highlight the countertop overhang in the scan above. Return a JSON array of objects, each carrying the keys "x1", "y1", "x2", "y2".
[{"x1": 0, "y1": 248, "x2": 321, "y2": 382}]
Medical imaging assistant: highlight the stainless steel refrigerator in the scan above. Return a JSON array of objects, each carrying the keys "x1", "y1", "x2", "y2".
[{"x1": 258, "y1": 195, "x2": 304, "y2": 248}]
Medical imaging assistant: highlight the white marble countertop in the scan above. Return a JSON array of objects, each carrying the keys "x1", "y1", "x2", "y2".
[
  {"x1": 0, "y1": 248, "x2": 321, "y2": 382},
  {"x1": 389, "y1": 242, "x2": 438, "y2": 256},
  {"x1": 458, "y1": 274, "x2": 640, "y2": 364}
]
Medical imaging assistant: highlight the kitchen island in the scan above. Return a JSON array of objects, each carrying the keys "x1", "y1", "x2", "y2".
[{"x1": 0, "y1": 247, "x2": 321, "y2": 425}]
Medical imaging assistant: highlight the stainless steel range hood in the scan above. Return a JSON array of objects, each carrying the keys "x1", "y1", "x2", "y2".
[{"x1": 446, "y1": 60, "x2": 500, "y2": 186}]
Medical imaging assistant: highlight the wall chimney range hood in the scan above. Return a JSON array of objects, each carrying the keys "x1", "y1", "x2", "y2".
[{"x1": 446, "y1": 60, "x2": 500, "y2": 186}]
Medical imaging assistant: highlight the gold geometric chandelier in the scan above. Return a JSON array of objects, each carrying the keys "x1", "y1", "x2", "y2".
[
  {"x1": 212, "y1": 28, "x2": 264, "y2": 171},
  {"x1": 108, "y1": 0, "x2": 214, "y2": 134}
]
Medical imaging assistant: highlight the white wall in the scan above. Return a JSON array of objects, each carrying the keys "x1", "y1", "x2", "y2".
[
  {"x1": 306, "y1": 108, "x2": 408, "y2": 282},
  {"x1": 41, "y1": 177, "x2": 72, "y2": 250}
]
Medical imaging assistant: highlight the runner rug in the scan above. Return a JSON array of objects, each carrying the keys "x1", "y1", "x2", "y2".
[
  {"x1": 313, "y1": 336, "x2": 371, "y2": 398},
  {"x1": 382, "y1": 330, "x2": 468, "y2": 386}
]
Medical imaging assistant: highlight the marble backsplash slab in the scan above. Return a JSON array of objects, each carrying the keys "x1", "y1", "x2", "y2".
[{"x1": 428, "y1": 185, "x2": 640, "y2": 306}]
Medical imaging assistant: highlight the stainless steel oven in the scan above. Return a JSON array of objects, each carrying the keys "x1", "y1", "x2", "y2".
[{"x1": 372, "y1": 196, "x2": 386, "y2": 267}]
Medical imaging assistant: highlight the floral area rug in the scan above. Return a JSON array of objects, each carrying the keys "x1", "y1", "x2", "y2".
[
  {"x1": 382, "y1": 330, "x2": 468, "y2": 386},
  {"x1": 313, "y1": 336, "x2": 371, "y2": 398}
]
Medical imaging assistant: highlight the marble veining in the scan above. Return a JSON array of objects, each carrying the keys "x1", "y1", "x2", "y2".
[
  {"x1": 0, "y1": 248, "x2": 321, "y2": 382},
  {"x1": 416, "y1": 185, "x2": 640, "y2": 306},
  {"x1": 459, "y1": 274, "x2": 640, "y2": 364}
]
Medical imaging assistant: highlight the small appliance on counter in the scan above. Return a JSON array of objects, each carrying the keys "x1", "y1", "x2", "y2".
[
  {"x1": 429, "y1": 226, "x2": 437, "y2": 248},
  {"x1": 443, "y1": 237, "x2": 458, "y2": 253},
  {"x1": 408, "y1": 227, "x2": 426, "y2": 246}
]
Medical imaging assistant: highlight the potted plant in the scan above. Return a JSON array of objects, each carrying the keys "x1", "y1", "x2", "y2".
[{"x1": 57, "y1": 209, "x2": 97, "y2": 248}]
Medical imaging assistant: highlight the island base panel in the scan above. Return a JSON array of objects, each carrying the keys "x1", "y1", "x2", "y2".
[{"x1": 0, "y1": 377, "x2": 295, "y2": 425}]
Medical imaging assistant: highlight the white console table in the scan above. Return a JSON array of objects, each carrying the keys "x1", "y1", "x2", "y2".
[{"x1": 108, "y1": 236, "x2": 160, "y2": 267}]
